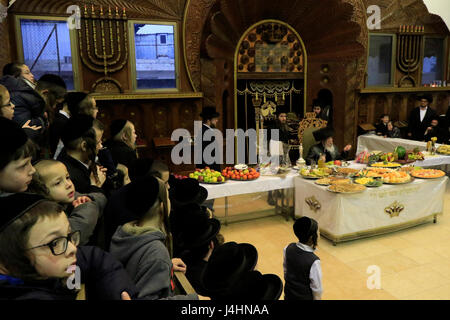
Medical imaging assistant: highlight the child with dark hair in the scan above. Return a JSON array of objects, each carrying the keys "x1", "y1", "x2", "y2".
[
  {"x1": 0, "y1": 193, "x2": 139, "y2": 300},
  {"x1": 0, "y1": 117, "x2": 36, "y2": 194},
  {"x1": 283, "y1": 216, "x2": 322, "y2": 300},
  {"x1": 109, "y1": 175, "x2": 197, "y2": 300},
  {"x1": 28, "y1": 160, "x2": 107, "y2": 246},
  {"x1": 57, "y1": 114, "x2": 107, "y2": 194}
]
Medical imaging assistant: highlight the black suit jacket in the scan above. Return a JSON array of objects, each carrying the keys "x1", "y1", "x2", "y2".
[
  {"x1": 57, "y1": 152, "x2": 103, "y2": 195},
  {"x1": 375, "y1": 123, "x2": 388, "y2": 136},
  {"x1": 196, "y1": 124, "x2": 220, "y2": 171},
  {"x1": 49, "y1": 112, "x2": 69, "y2": 155},
  {"x1": 408, "y1": 107, "x2": 437, "y2": 141}
]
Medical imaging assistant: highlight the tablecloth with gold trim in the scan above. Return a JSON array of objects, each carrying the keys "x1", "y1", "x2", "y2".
[{"x1": 294, "y1": 176, "x2": 448, "y2": 244}]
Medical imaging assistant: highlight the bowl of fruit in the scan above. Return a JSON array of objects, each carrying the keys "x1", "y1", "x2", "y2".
[
  {"x1": 188, "y1": 168, "x2": 226, "y2": 184},
  {"x1": 222, "y1": 166, "x2": 260, "y2": 181}
]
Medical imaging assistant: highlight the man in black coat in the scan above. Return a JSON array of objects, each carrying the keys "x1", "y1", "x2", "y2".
[
  {"x1": 424, "y1": 117, "x2": 447, "y2": 144},
  {"x1": 196, "y1": 106, "x2": 221, "y2": 172},
  {"x1": 306, "y1": 127, "x2": 352, "y2": 165},
  {"x1": 407, "y1": 94, "x2": 437, "y2": 141}
]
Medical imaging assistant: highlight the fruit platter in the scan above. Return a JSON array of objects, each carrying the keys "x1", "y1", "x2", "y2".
[
  {"x1": 300, "y1": 167, "x2": 332, "y2": 179},
  {"x1": 381, "y1": 171, "x2": 413, "y2": 184},
  {"x1": 354, "y1": 177, "x2": 383, "y2": 188},
  {"x1": 410, "y1": 169, "x2": 446, "y2": 179},
  {"x1": 189, "y1": 168, "x2": 226, "y2": 184},
  {"x1": 437, "y1": 145, "x2": 450, "y2": 155},
  {"x1": 222, "y1": 166, "x2": 260, "y2": 181}
]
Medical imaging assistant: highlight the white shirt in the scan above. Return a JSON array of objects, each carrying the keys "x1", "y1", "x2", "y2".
[
  {"x1": 283, "y1": 242, "x2": 323, "y2": 300},
  {"x1": 420, "y1": 107, "x2": 427, "y2": 122}
]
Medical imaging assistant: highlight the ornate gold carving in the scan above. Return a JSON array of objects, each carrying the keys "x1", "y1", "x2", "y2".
[
  {"x1": 384, "y1": 201, "x2": 405, "y2": 218},
  {"x1": 78, "y1": 5, "x2": 128, "y2": 92},
  {"x1": 297, "y1": 113, "x2": 327, "y2": 144},
  {"x1": 305, "y1": 196, "x2": 321, "y2": 213}
]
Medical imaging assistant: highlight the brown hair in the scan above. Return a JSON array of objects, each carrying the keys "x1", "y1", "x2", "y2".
[
  {"x1": 0, "y1": 201, "x2": 65, "y2": 280},
  {"x1": 0, "y1": 139, "x2": 36, "y2": 171}
]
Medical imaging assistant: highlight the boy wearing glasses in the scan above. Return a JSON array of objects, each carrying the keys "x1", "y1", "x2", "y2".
[{"x1": 0, "y1": 193, "x2": 138, "y2": 300}]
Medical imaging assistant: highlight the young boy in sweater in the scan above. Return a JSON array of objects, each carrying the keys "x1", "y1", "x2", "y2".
[
  {"x1": 28, "y1": 160, "x2": 107, "y2": 246},
  {"x1": 283, "y1": 216, "x2": 322, "y2": 300}
]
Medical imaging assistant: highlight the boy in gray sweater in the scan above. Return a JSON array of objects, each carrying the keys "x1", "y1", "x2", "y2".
[
  {"x1": 28, "y1": 159, "x2": 106, "y2": 245},
  {"x1": 109, "y1": 175, "x2": 198, "y2": 300}
]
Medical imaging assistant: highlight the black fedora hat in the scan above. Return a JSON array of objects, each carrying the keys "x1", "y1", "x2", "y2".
[
  {"x1": 275, "y1": 105, "x2": 288, "y2": 116},
  {"x1": 200, "y1": 106, "x2": 220, "y2": 120},
  {"x1": 172, "y1": 203, "x2": 221, "y2": 250},
  {"x1": 229, "y1": 270, "x2": 283, "y2": 300},
  {"x1": 203, "y1": 241, "x2": 258, "y2": 298},
  {"x1": 169, "y1": 178, "x2": 208, "y2": 206},
  {"x1": 312, "y1": 127, "x2": 334, "y2": 141},
  {"x1": 417, "y1": 94, "x2": 433, "y2": 103}
]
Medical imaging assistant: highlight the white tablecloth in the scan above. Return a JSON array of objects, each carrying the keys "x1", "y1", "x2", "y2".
[
  {"x1": 204, "y1": 172, "x2": 297, "y2": 200},
  {"x1": 356, "y1": 134, "x2": 450, "y2": 167},
  {"x1": 294, "y1": 176, "x2": 448, "y2": 243}
]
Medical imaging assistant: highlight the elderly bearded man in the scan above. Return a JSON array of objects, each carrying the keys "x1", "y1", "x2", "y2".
[{"x1": 306, "y1": 127, "x2": 351, "y2": 165}]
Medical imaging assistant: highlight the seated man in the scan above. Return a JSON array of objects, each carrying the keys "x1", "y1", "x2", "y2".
[
  {"x1": 375, "y1": 114, "x2": 389, "y2": 137},
  {"x1": 306, "y1": 127, "x2": 351, "y2": 165},
  {"x1": 424, "y1": 117, "x2": 447, "y2": 144}
]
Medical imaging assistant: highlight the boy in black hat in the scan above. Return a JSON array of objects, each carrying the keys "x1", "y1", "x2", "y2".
[
  {"x1": 408, "y1": 94, "x2": 437, "y2": 141},
  {"x1": 57, "y1": 114, "x2": 106, "y2": 194},
  {"x1": 306, "y1": 127, "x2": 351, "y2": 165},
  {"x1": 104, "y1": 119, "x2": 138, "y2": 172},
  {"x1": 203, "y1": 241, "x2": 258, "y2": 300},
  {"x1": 0, "y1": 117, "x2": 36, "y2": 194},
  {"x1": 283, "y1": 216, "x2": 322, "y2": 300},
  {"x1": 171, "y1": 202, "x2": 221, "y2": 296}
]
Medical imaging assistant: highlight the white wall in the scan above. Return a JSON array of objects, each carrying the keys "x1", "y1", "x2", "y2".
[{"x1": 423, "y1": 0, "x2": 450, "y2": 30}]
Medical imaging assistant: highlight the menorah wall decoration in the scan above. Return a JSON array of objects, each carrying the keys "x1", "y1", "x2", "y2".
[
  {"x1": 78, "y1": 4, "x2": 129, "y2": 93},
  {"x1": 396, "y1": 25, "x2": 424, "y2": 87}
]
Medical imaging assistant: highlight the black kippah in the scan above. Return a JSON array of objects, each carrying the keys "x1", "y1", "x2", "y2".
[
  {"x1": 61, "y1": 114, "x2": 94, "y2": 144},
  {"x1": 0, "y1": 117, "x2": 28, "y2": 168},
  {"x1": 0, "y1": 193, "x2": 46, "y2": 232},
  {"x1": 110, "y1": 119, "x2": 128, "y2": 138}
]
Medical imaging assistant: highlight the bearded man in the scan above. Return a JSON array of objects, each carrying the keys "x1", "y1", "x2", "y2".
[{"x1": 306, "y1": 127, "x2": 351, "y2": 165}]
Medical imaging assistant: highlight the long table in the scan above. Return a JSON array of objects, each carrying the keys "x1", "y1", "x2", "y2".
[
  {"x1": 295, "y1": 175, "x2": 448, "y2": 245},
  {"x1": 356, "y1": 134, "x2": 450, "y2": 168},
  {"x1": 203, "y1": 172, "x2": 298, "y2": 224}
]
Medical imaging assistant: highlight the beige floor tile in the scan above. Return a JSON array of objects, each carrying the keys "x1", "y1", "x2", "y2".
[
  {"x1": 396, "y1": 247, "x2": 446, "y2": 265},
  {"x1": 389, "y1": 265, "x2": 450, "y2": 297},
  {"x1": 347, "y1": 251, "x2": 419, "y2": 276},
  {"x1": 402, "y1": 283, "x2": 450, "y2": 300},
  {"x1": 380, "y1": 273, "x2": 424, "y2": 298}
]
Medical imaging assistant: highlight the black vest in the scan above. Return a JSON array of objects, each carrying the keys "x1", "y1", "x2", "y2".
[{"x1": 284, "y1": 242, "x2": 320, "y2": 300}]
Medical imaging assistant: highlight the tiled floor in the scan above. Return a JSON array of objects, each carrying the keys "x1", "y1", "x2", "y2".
[{"x1": 215, "y1": 180, "x2": 450, "y2": 300}]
